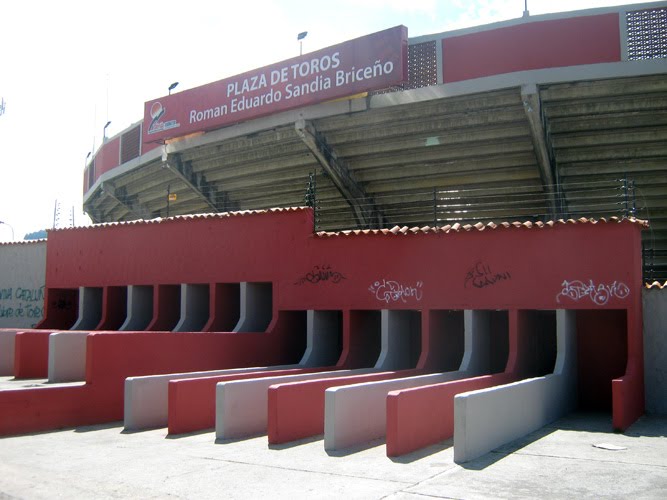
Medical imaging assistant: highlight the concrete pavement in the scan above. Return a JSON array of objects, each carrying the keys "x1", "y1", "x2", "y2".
[{"x1": 0, "y1": 412, "x2": 665, "y2": 499}]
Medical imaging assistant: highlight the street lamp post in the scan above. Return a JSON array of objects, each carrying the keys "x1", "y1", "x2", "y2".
[
  {"x1": 297, "y1": 31, "x2": 308, "y2": 56},
  {"x1": 0, "y1": 220, "x2": 15, "y2": 241},
  {"x1": 103, "y1": 121, "x2": 111, "y2": 142},
  {"x1": 168, "y1": 82, "x2": 179, "y2": 95}
]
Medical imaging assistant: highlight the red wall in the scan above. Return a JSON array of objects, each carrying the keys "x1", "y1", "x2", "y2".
[
  {"x1": 168, "y1": 367, "x2": 327, "y2": 435},
  {"x1": 1, "y1": 209, "x2": 646, "y2": 435},
  {"x1": 93, "y1": 137, "x2": 121, "y2": 177},
  {"x1": 44, "y1": 211, "x2": 643, "y2": 314},
  {"x1": 442, "y1": 14, "x2": 621, "y2": 83}
]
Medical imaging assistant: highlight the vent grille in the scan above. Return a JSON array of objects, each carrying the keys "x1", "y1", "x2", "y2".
[
  {"x1": 373, "y1": 40, "x2": 438, "y2": 94},
  {"x1": 120, "y1": 125, "x2": 142, "y2": 164},
  {"x1": 627, "y1": 7, "x2": 667, "y2": 60}
]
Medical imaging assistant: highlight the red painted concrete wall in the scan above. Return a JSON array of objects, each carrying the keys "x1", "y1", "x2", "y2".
[
  {"x1": 383, "y1": 308, "x2": 557, "y2": 455},
  {"x1": 0, "y1": 311, "x2": 306, "y2": 435},
  {"x1": 267, "y1": 369, "x2": 423, "y2": 444},
  {"x1": 577, "y1": 309, "x2": 628, "y2": 411},
  {"x1": 203, "y1": 283, "x2": 240, "y2": 332},
  {"x1": 442, "y1": 14, "x2": 621, "y2": 83},
  {"x1": 97, "y1": 286, "x2": 127, "y2": 330},
  {"x1": 386, "y1": 373, "x2": 517, "y2": 456},
  {"x1": 36, "y1": 288, "x2": 78, "y2": 330},
  {"x1": 13, "y1": 331, "x2": 50, "y2": 379},
  {"x1": 93, "y1": 138, "x2": 121, "y2": 178},
  {"x1": 167, "y1": 367, "x2": 328, "y2": 435},
  {"x1": 0, "y1": 210, "x2": 646, "y2": 435}
]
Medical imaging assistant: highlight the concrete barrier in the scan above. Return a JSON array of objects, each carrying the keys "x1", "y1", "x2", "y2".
[
  {"x1": 268, "y1": 370, "x2": 422, "y2": 444},
  {"x1": 216, "y1": 369, "x2": 365, "y2": 440},
  {"x1": 167, "y1": 308, "x2": 342, "y2": 435},
  {"x1": 167, "y1": 366, "x2": 328, "y2": 435},
  {"x1": 0, "y1": 329, "x2": 18, "y2": 375},
  {"x1": 322, "y1": 309, "x2": 495, "y2": 451},
  {"x1": 324, "y1": 372, "x2": 468, "y2": 451},
  {"x1": 48, "y1": 331, "x2": 90, "y2": 382},
  {"x1": 124, "y1": 366, "x2": 284, "y2": 431},
  {"x1": 13, "y1": 330, "x2": 52, "y2": 378},
  {"x1": 453, "y1": 310, "x2": 576, "y2": 463}
]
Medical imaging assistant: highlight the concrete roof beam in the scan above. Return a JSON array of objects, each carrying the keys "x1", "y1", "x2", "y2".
[{"x1": 295, "y1": 119, "x2": 382, "y2": 229}]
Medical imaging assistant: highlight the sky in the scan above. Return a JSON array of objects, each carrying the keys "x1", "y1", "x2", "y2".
[{"x1": 0, "y1": 0, "x2": 654, "y2": 241}]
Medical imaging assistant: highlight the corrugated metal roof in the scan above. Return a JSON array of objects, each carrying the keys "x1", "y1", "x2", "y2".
[
  {"x1": 645, "y1": 281, "x2": 667, "y2": 289},
  {"x1": 316, "y1": 216, "x2": 648, "y2": 237}
]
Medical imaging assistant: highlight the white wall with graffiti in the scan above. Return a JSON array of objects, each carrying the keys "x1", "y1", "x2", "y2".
[{"x1": 0, "y1": 241, "x2": 47, "y2": 328}]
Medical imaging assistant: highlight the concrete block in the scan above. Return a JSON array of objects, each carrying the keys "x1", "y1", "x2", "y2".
[
  {"x1": 324, "y1": 371, "x2": 467, "y2": 451},
  {"x1": 48, "y1": 332, "x2": 89, "y2": 382}
]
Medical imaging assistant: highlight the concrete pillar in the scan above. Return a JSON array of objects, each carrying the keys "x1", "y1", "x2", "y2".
[
  {"x1": 232, "y1": 282, "x2": 272, "y2": 333},
  {"x1": 459, "y1": 310, "x2": 491, "y2": 375},
  {"x1": 375, "y1": 310, "x2": 420, "y2": 370},
  {"x1": 119, "y1": 286, "x2": 153, "y2": 331},
  {"x1": 70, "y1": 287, "x2": 103, "y2": 331},
  {"x1": 643, "y1": 289, "x2": 667, "y2": 415},
  {"x1": 299, "y1": 310, "x2": 341, "y2": 367},
  {"x1": 173, "y1": 284, "x2": 210, "y2": 332}
]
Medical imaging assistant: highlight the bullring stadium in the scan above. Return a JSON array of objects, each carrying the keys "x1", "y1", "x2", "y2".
[
  {"x1": 1, "y1": 3, "x2": 667, "y2": 496},
  {"x1": 83, "y1": 2, "x2": 667, "y2": 281}
]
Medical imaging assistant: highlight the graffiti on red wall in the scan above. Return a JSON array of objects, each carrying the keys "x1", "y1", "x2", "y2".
[
  {"x1": 295, "y1": 264, "x2": 347, "y2": 285},
  {"x1": 556, "y1": 280, "x2": 630, "y2": 306},
  {"x1": 369, "y1": 280, "x2": 423, "y2": 304},
  {"x1": 464, "y1": 262, "x2": 511, "y2": 289}
]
